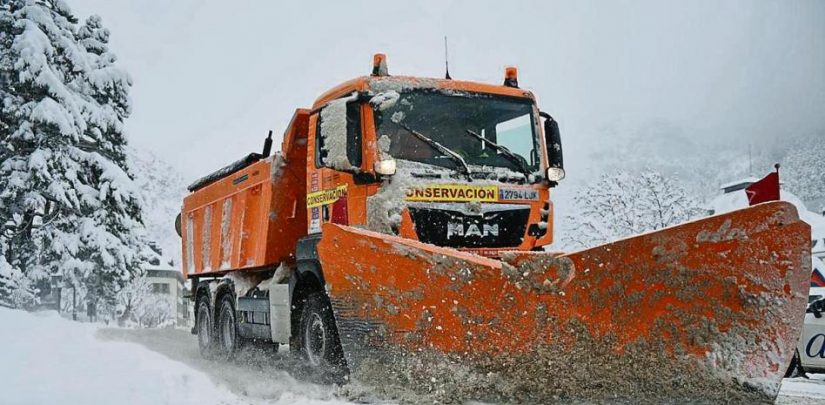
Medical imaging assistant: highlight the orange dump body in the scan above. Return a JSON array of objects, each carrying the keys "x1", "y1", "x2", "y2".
[
  {"x1": 181, "y1": 111, "x2": 309, "y2": 278},
  {"x1": 317, "y1": 201, "x2": 811, "y2": 402}
]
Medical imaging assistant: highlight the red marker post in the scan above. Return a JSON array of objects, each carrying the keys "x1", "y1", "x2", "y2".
[{"x1": 745, "y1": 164, "x2": 781, "y2": 206}]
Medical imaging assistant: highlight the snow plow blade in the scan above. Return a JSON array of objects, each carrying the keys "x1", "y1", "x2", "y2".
[{"x1": 317, "y1": 201, "x2": 811, "y2": 403}]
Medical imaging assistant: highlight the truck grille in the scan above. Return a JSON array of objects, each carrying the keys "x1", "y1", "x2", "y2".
[{"x1": 408, "y1": 205, "x2": 529, "y2": 248}]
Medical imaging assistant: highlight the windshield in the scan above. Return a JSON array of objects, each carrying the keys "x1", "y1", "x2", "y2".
[{"x1": 372, "y1": 90, "x2": 539, "y2": 175}]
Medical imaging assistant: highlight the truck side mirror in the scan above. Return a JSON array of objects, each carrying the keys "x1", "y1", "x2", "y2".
[{"x1": 540, "y1": 112, "x2": 565, "y2": 183}]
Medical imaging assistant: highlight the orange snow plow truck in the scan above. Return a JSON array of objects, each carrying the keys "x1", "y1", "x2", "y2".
[{"x1": 178, "y1": 54, "x2": 811, "y2": 402}]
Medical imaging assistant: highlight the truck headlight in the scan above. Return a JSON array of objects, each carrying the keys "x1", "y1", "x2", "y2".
[
  {"x1": 374, "y1": 158, "x2": 397, "y2": 176},
  {"x1": 546, "y1": 167, "x2": 565, "y2": 182}
]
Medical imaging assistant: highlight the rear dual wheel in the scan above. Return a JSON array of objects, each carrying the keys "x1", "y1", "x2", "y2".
[
  {"x1": 196, "y1": 293, "x2": 241, "y2": 360},
  {"x1": 217, "y1": 294, "x2": 241, "y2": 358},
  {"x1": 196, "y1": 296, "x2": 214, "y2": 358}
]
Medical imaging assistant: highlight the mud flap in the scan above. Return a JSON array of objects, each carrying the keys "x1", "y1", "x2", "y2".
[{"x1": 317, "y1": 201, "x2": 811, "y2": 402}]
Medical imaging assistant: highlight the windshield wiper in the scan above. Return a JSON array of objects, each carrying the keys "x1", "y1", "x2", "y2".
[
  {"x1": 397, "y1": 123, "x2": 472, "y2": 181},
  {"x1": 464, "y1": 129, "x2": 533, "y2": 181}
]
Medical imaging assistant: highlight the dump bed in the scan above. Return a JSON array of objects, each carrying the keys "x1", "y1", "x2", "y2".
[{"x1": 180, "y1": 112, "x2": 309, "y2": 278}]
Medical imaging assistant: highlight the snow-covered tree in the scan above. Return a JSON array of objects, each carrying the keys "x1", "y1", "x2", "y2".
[
  {"x1": 73, "y1": 11, "x2": 147, "y2": 312},
  {"x1": 116, "y1": 273, "x2": 174, "y2": 328},
  {"x1": 128, "y1": 146, "x2": 187, "y2": 267},
  {"x1": 0, "y1": 251, "x2": 37, "y2": 308},
  {"x1": 0, "y1": 0, "x2": 148, "y2": 309},
  {"x1": 563, "y1": 169, "x2": 704, "y2": 249},
  {"x1": 782, "y1": 135, "x2": 825, "y2": 211}
]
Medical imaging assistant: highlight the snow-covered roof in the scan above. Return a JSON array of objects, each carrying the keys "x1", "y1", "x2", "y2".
[
  {"x1": 144, "y1": 268, "x2": 184, "y2": 283},
  {"x1": 718, "y1": 176, "x2": 785, "y2": 194},
  {"x1": 719, "y1": 177, "x2": 759, "y2": 192},
  {"x1": 143, "y1": 264, "x2": 176, "y2": 271}
]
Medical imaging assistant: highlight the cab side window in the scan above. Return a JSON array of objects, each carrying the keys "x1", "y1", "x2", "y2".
[{"x1": 315, "y1": 102, "x2": 362, "y2": 169}]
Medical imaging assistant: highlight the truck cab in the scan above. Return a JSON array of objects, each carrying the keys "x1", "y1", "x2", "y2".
[
  {"x1": 304, "y1": 55, "x2": 563, "y2": 257},
  {"x1": 179, "y1": 54, "x2": 565, "y2": 379}
]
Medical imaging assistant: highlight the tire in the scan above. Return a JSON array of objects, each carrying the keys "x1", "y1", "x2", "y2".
[
  {"x1": 196, "y1": 295, "x2": 215, "y2": 359},
  {"x1": 216, "y1": 294, "x2": 241, "y2": 359},
  {"x1": 299, "y1": 292, "x2": 347, "y2": 383}
]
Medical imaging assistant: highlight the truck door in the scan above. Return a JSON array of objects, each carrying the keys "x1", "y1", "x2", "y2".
[{"x1": 306, "y1": 95, "x2": 370, "y2": 234}]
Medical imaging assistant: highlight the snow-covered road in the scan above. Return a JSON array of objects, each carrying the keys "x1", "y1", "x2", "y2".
[
  {"x1": 95, "y1": 327, "x2": 351, "y2": 404},
  {"x1": 3, "y1": 307, "x2": 825, "y2": 404},
  {"x1": 0, "y1": 308, "x2": 348, "y2": 405},
  {"x1": 779, "y1": 377, "x2": 825, "y2": 404}
]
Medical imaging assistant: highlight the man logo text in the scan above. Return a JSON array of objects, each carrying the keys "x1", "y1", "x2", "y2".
[{"x1": 447, "y1": 222, "x2": 499, "y2": 239}]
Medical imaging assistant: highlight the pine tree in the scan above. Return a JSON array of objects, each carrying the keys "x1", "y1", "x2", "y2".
[
  {"x1": 0, "y1": 0, "x2": 89, "y2": 304},
  {"x1": 73, "y1": 12, "x2": 148, "y2": 311},
  {"x1": 0, "y1": 0, "x2": 17, "y2": 305},
  {"x1": 0, "y1": 0, "x2": 148, "y2": 309}
]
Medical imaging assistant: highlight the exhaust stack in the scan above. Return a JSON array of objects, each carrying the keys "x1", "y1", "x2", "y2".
[{"x1": 262, "y1": 130, "x2": 273, "y2": 157}]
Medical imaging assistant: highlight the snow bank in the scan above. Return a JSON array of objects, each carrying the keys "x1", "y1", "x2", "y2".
[
  {"x1": 0, "y1": 308, "x2": 351, "y2": 405},
  {"x1": 0, "y1": 308, "x2": 241, "y2": 405}
]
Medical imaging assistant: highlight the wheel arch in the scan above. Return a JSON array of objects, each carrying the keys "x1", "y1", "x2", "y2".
[
  {"x1": 296, "y1": 235, "x2": 325, "y2": 285},
  {"x1": 213, "y1": 278, "x2": 237, "y2": 323},
  {"x1": 293, "y1": 235, "x2": 330, "y2": 339}
]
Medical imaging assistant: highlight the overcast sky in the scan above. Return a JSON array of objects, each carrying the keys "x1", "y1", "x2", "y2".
[{"x1": 68, "y1": 0, "x2": 825, "y2": 182}]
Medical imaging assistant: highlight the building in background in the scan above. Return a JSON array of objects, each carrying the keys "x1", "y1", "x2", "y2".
[{"x1": 144, "y1": 265, "x2": 190, "y2": 326}]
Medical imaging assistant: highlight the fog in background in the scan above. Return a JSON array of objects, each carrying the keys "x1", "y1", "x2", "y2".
[{"x1": 69, "y1": 0, "x2": 824, "y2": 191}]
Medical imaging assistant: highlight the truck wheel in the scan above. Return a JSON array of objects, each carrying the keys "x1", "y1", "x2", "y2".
[
  {"x1": 196, "y1": 296, "x2": 215, "y2": 359},
  {"x1": 216, "y1": 294, "x2": 240, "y2": 359},
  {"x1": 299, "y1": 292, "x2": 347, "y2": 382}
]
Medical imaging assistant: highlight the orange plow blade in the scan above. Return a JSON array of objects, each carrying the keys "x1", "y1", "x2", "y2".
[{"x1": 318, "y1": 201, "x2": 811, "y2": 402}]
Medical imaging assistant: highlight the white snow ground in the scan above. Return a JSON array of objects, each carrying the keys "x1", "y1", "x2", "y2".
[
  {"x1": 2, "y1": 307, "x2": 825, "y2": 404},
  {"x1": 779, "y1": 375, "x2": 825, "y2": 404},
  {"x1": 0, "y1": 308, "x2": 346, "y2": 405}
]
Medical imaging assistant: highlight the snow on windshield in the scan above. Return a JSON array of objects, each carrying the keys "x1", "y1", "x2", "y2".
[
  {"x1": 369, "y1": 90, "x2": 400, "y2": 111},
  {"x1": 370, "y1": 89, "x2": 540, "y2": 177}
]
